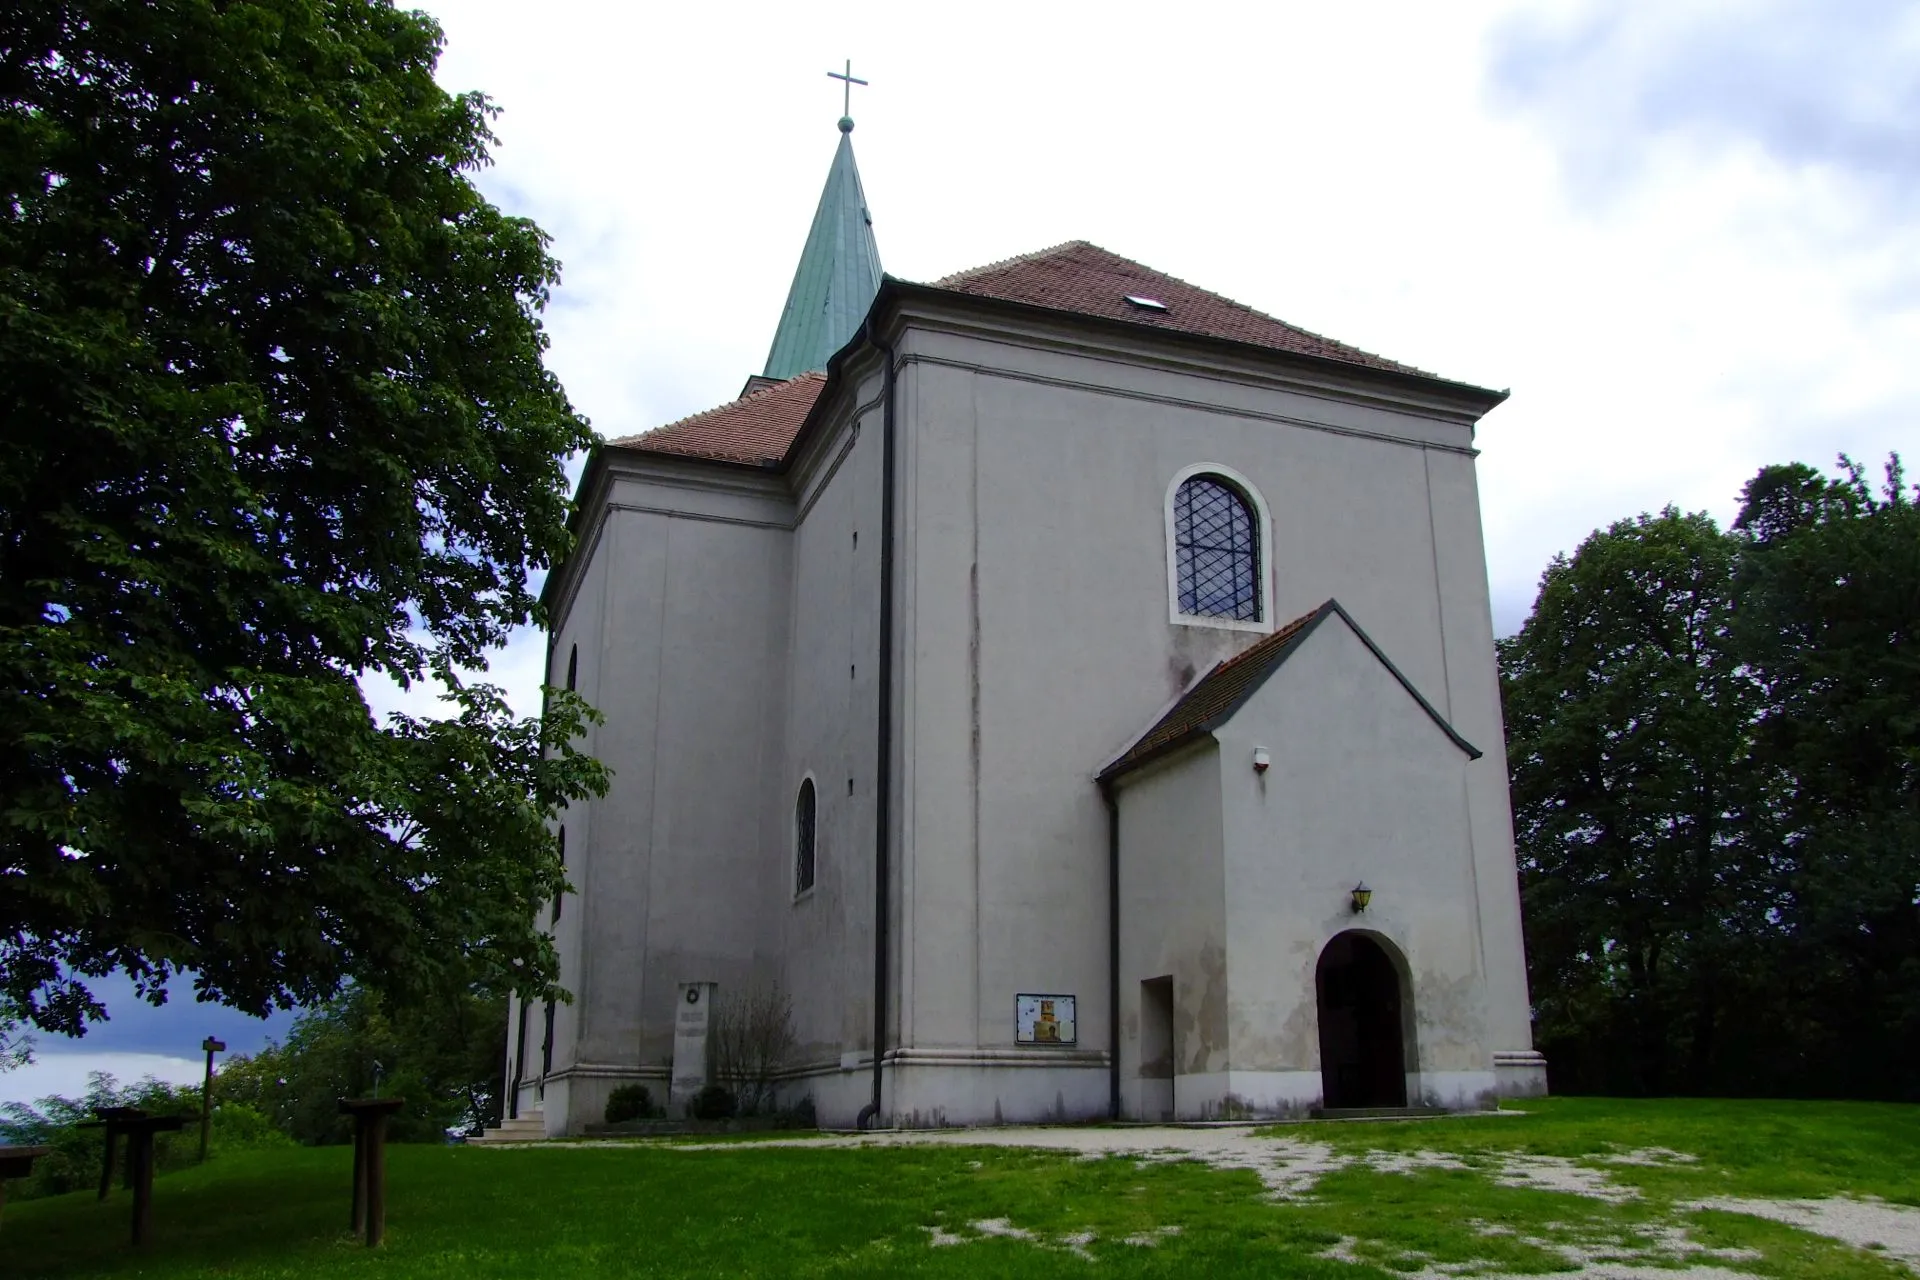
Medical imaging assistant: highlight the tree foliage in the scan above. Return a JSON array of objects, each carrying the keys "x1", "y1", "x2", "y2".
[
  {"x1": 1503, "y1": 456, "x2": 1919, "y2": 1099},
  {"x1": 216, "y1": 986, "x2": 505, "y2": 1142},
  {"x1": 0, "y1": 1071, "x2": 287, "y2": 1201},
  {"x1": 0, "y1": 996, "x2": 32, "y2": 1072},
  {"x1": 1, "y1": 0, "x2": 606, "y2": 1034}
]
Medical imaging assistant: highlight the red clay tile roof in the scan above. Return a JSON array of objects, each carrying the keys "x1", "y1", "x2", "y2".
[
  {"x1": 610, "y1": 243, "x2": 1432, "y2": 466},
  {"x1": 934, "y1": 242, "x2": 1424, "y2": 375},
  {"x1": 609, "y1": 371, "x2": 826, "y2": 465},
  {"x1": 1099, "y1": 599, "x2": 1481, "y2": 782},
  {"x1": 1101, "y1": 606, "x2": 1328, "y2": 780}
]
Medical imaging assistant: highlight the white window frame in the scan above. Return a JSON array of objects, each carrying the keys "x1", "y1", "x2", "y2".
[{"x1": 1164, "y1": 463, "x2": 1274, "y2": 633}]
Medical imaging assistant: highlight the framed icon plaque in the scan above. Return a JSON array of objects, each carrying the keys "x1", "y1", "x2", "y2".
[{"x1": 1014, "y1": 994, "x2": 1076, "y2": 1046}]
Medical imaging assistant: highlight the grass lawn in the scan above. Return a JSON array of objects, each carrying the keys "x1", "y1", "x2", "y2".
[{"x1": 6, "y1": 1098, "x2": 1918, "y2": 1279}]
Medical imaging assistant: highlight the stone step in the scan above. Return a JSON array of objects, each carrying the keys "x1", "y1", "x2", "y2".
[
  {"x1": 470, "y1": 1115, "x2": 549, "y2": 1144},
  {"x1": 1308, "y1": 1105, "x2": 1452, "y2": 1121}
]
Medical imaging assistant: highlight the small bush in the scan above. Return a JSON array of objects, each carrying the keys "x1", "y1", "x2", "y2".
[
  {"x1": 775, "y1": 1096, "x2": 817, "y2": 1130},
  {"x1": 689, "y1": 1084, "x2": 736, "y2": 1121},
  {"x1": 210, "y1": 1102, "x2": 293, "y2": 1150},
  {"x1": 604, "y1": 1084, "x2": 658, "y2": 1125}
]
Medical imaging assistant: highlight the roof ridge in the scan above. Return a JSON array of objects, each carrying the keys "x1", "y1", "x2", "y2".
[
  {"x1": 1098, "y1": 600, "x2": 1482, "y2": 782},
  {"x1": 931, "y1": 240, "x2": 1095, "y2": 287},
  {"x1": 926, "y1": 241, "x2": 1427, "y2": 376},
  {"x1": 1081, "y1": 248, "x2": 1391, "y2": 363},
  {"x1": 609, "y1": 371, "x2": 825, "y2": 447}
]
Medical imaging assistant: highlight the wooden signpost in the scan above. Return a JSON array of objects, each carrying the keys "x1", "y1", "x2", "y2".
[
  {"x1": 338, "y1": 1098, "x2": 405, "y2": 1247},
  {"x1": 198, "y1": 1036, "x2": 226, "y2": 1162}
]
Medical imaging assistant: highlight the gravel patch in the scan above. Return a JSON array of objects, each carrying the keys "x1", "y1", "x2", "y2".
[{"x1": 1690, "y1": 1196, "x2": 1920, "y2": 1272}]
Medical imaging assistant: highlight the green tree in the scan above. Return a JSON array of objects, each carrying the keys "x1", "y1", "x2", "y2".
[
  {"x1": 0, "y1": 1073, "x2": 224, "y2": 1201},
  {"x1": 1732, "y1": 456, "x2": 1920, "y2": 1097},
  {"x1": 1499, "y1": 509, "x2": 1763, "y2": 1094},
  {"x1": 0, "y1": 997, "x2": 31, "y2": 1072},
  {"x1": 1, "y1": 1, "x2": 607, "y2": 1035},
  {"x1": 216, "y1": 986, "x2": 505, "y2": 1142}
]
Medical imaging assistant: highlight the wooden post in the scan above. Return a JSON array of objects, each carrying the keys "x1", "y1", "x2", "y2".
[
  {"x1": 364, "y1": 1108, "x2": 390, "y2": 1247},
  {"x1": 349, "y1": 1118, "x2": 366, "y2": 1233},
  {"x1": 128, "y1": 1126, "x2": 151, "y2": 1247},
  {"x1": 0, "y1": 1146, "x2": 53, "y2": 1232},
  {"x1": 90, "y1": 1107, "x2": 146, "y2": 1201},
  {"x1": 97, "y1": 1126, "x2": 116, "y2": 1201},
  {"x1": 198, "y1": 1037, "x2": 226, "y2": 1163},
  {"x1": 121, "y1": 1116, "x2": 184, "y2": 1248},
  {"x1": 338, "y1": 1098, "x2": 404, "y2": 1247}
]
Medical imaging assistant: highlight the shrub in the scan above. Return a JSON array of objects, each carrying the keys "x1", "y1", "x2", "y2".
[
  {"x1": 776, "y1": 1096, "x2": 817, "y2": 1130},
  {"x1": 709, "y1": 980, "x2": 797, "y2": 1115},
  {"x1": 604, "y1": 1084, "x2": 658, "y2": 1125},
  {"x1": 209, "y1": 1102, "x2": 293, "y2": 1151},
  {"x1": 0, "y1": 1074, "x2": 201, "y2": 1201},
  {"x1": 689, "y1": 1084, "x2": 737, "y2": 1121}
]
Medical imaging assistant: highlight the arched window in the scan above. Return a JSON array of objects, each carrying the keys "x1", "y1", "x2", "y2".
[
  {"x1": 566, "y1": 644, "x2": 578, "y2": 692},
  {"x1": 1173, "y1": 473, "x2": 1262, "y2": 622},
  {"x1": 551, "y1": 826, "x2": 564, "y2": 925},
  {"x1": 794, "y1": 779, "x2": 817, "y2": 896}
]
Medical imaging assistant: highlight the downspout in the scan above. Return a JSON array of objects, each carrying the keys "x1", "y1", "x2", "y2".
[
  {"x1": 1100, "y1": 778, "x2": 1121, "y2": 1120},
  {"x1": 512, "y1": 625, "x2": 560, "y2": 1119},
  {"x1": 508, "y1": 998, "x2": 528, "y2": 1120},
  {"x1": 857, "y1": 323, "x2": 899, "y2": 1130}
]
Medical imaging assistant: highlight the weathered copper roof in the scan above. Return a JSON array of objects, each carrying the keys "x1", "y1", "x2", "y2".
[
  {"x1": 761, "y1": 126, "x2": 883, "y2": 381},
  {"x1": 1098, "y1": 601, "x2": 1481, "y2": 782}
]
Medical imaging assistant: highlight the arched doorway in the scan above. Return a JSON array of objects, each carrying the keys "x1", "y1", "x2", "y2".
[{"x1": 1316, "y1": 932, "x2": 1409, "y2": 1108}]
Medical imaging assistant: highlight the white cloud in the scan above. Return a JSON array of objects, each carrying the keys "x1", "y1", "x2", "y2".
[
  {"x1": 2, "y1": 1053, "x2": 205, "y2": 1110},
  {"x1": 405, "y1": 0, "x2": 1916, "y2": 654}
]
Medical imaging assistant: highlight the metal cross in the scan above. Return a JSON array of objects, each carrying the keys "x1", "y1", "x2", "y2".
[{"x1": 827, "y1": 60, "x2": 868, "y2": 117}]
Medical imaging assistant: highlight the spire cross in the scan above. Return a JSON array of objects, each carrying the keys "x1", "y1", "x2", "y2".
[{"x1": 827, "y1": 60, "x2": 868, "y2": 118}]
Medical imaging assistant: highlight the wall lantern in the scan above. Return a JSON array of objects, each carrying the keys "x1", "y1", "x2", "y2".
[
  {"x1": 1252, "y1": 747, "x2": 1271, "y2": 774},
  {"x1": 1350, "y1": 882, "x2": 1373, "y2": 914}
]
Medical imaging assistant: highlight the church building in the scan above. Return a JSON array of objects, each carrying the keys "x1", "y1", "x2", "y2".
[{"x1": 502, "y1": 106, "x2": 1548, "y2": 1134}]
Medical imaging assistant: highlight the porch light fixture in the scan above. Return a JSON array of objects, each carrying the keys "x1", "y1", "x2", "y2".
[{"x1": 1350, "y1": 882, "x2": 1372, "y2": 914}]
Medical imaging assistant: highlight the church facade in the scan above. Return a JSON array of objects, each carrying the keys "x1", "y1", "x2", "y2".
[{"x1": 503, "y1": 118, "x2": 1547, "y2": 1133}]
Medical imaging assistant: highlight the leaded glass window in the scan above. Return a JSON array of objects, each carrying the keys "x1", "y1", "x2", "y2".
[
  {"x1": 795, "y1": 779, "x2": 817, "y2": 895},
  {"x1": 1175, "y1": 475, "x2": 1261, "y2": 621}
]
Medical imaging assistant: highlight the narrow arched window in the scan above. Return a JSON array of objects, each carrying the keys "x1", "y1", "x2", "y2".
[
  {"x1": 794, "y1": 779, "x2": 817, "y2": 896},
  {"x1": 566, "y1": 644, "x2": 578, "y2": 692},
  {"x1": 1174, "y1": 474, "x2": 1261, "y2": 621},
  {"x1": 551, "y1": 826, "x2": 564, "y2": 926}
]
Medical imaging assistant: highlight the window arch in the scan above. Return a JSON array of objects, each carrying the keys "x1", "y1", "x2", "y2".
[
  {"x1": 1169, "y1": 469, "x2": 1265, "y2": 624},
  {"x1": 794, "y1": 778, "x2": 817, "y2": 896}
]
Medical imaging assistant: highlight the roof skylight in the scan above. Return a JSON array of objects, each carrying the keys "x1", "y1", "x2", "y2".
[{"x1": 1125, "y1": 295, "x2": 1169, "y2": 311}]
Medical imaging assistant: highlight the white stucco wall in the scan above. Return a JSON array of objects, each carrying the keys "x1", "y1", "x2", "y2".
[
  {"x1": 1113, "y1": 743, "x2": 1227, "y2": 1120},
  {"x1": 777, "y1": 366, "x2": 888, "y2": 1114},
  {"x1": 513, "y1": 292, "x2": 1534, "y2": 1132},
  {"x1": 1215, "y1": 614, "x2": 1494, "y2": 1112},
  {"x1": 888, "y1": 305, "x2": 1534, "y2": 1122}
]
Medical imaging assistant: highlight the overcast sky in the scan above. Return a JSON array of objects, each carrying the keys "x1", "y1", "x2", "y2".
[{"x1": 12, "y1": 0, "x2": 1916, "y2": 1108}]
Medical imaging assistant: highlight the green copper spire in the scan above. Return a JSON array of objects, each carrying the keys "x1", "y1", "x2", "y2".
[{"x1": 762, "y1": 106, "x2": 883, "y2": 380}]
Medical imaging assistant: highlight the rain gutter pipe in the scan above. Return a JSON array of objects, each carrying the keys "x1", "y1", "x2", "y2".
[
  {"x1": 1100, "y1": 778, "x2": 1120, "y2": 1119},
  {"x1": 857, "y1": 321, "x2": 898, "y2": 1131}
]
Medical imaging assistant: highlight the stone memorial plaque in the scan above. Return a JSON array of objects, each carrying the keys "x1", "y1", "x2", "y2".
[{"x1": 670, "y1": 981, "x2": 717, "y2": 1110}]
